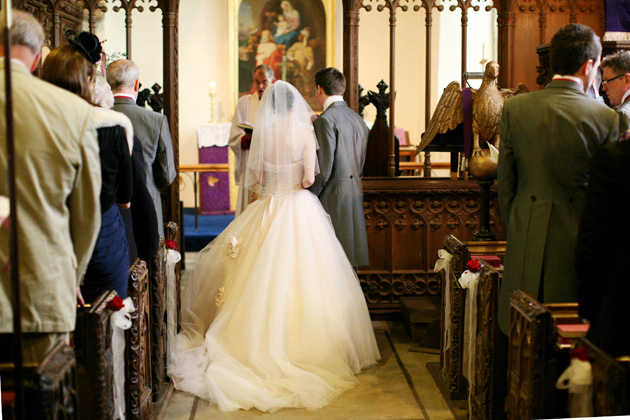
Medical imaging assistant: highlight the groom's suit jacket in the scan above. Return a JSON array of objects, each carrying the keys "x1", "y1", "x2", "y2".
[
  {"x1": 113, "y1": 97, "x2": 176, "y2": 239},
  {"x1": 310, "y1": 101, "x2": 369, "y2": 268},
  {"x1": 496, "y1": 79, "x2": 621, "y2": 334}
]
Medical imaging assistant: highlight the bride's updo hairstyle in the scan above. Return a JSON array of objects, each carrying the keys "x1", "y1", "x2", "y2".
[{"x1": 271, "y1": 85, "x2": 294, "y2": 112}]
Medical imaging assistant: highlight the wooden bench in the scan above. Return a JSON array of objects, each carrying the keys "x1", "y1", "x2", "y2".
[
  {"x1": 150, "y1": 222, "x2": 180, "y2": 402},
  {"x1": 75, "y1": 290, "x2": 117, "y2": 419},
  {"x1": 126, "y1": 258, "x2": 152, "y2": 420},
  {"x1": 575, "y1": 337, "x2": 630, "y2": 416},
  {"x1": 440, "y1": 235, "x2": 506, "y2": 401},
  {"x1": 468, "y1": 260, "x2": 506, "y2": 420},
  {"x1": 507, "y1": 291, "x2": 590, "y2": 419},
  {"x1": 0, "y1": 341, "x2": 78, "y2": 419}
]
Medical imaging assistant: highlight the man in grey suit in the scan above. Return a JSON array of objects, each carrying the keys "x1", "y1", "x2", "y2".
[
  {"x1": 497, "y1": 23, "x2": 624, "y2": 334},
  {"x1": 601, "y1": 50, "x2": 630, "y2": 121},
  {"x1": 310, "y1": 67, "x2": 369, "y2": 268},
  {"x1": 107, "y1": 59, "x2": 177, "y2": 239}
]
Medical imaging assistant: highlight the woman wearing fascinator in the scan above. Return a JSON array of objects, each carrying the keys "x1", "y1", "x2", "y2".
[
  {"x1": 41, "y1": 31, "x2": 134, "y2": 303},
  {"x1": 169, "y1": 81, "x2": 380, "y2": 413}
]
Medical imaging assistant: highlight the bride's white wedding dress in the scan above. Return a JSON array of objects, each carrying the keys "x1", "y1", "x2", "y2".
[{"x1": 168, "y1": 82, "x2": 380, "y2": 413}]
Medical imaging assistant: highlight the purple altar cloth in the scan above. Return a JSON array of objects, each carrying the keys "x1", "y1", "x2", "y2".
[{"x1": 199, "y1": 146, "x2": 233, "y2": 215}]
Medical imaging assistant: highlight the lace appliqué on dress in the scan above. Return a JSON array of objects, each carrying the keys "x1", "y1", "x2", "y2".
[
  {"x1": 215, "y1": 286, "x2": 225, "y2": 309},
  {"x1": 227, "y1": 236, "x2": 241, "y2": 260}
]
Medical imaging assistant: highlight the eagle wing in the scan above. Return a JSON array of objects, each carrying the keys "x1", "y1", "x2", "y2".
[
  {"x1": 416, "y1": 81, "x2": 463, "y2": 154},
  {"x1": 500, "y1": 83, "x2": 529, "y2": 101}
]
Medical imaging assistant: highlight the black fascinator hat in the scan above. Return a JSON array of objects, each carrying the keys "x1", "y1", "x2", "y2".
[{"x1": 66, "y1": 31, "x2": 102, "y2": 64}]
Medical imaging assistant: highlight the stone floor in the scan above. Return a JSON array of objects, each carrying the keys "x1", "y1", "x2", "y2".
[{"x1": 157, "y1": 253, "x2": 465, "y2": 420}]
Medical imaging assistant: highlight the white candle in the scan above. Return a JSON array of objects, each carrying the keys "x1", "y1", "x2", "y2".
[{"x1": 209, "y1": 81, "x2": 216, "y2": 95}]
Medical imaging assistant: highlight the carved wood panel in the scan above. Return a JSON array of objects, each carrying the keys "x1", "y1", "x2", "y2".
[
  {"x1": 126, "y1": 259, "x2": 152, "y2": 420},
  {"x1": 440, "y1": 234, "x2": 468, "y2": 399},
  {"x1": 470, "y1": 263, "x2": 505, "y2": 420},
  {"x1": 150, "y1": 240, "x2": 167, "y2": 402},
  {"x1": 498, "y1": 0, "x2": 605, "y2": 91},
  {"x1": 26, "y1": 342, "x2": 79, "y2": 420},
  {"x1": 575, "y1": 337, "x2": 630, "y2": 416},
  {"x1": 359, "y1": 178, "x2": 504, "y2": 315},
  {"x1": 507, "y1": 290, "x2": 552, "y2": 420},
  {"x1": 75, "y1": 291, "x2": 116, "y2": 420}
]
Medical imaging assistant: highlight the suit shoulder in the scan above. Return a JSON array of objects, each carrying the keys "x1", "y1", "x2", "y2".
[{"x1": 26, "y1": 75, "x2": 92, "y2": 117}]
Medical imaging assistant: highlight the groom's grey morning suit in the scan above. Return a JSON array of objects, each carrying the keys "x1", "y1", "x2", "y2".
[
  {"x1": 113, "y1": 97, "x2": 177, "y2": 239},
  {"x1": 310, "y1": 101, "x2": 369, "y2": 268}
]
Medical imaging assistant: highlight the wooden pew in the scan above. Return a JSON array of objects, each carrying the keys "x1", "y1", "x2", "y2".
[
  {"x1": 126, "y1": 258, "x2": 152, "y2": 420},
  {"x1": 468, "y1": 260, "x2": 506, "y2": 420},
  {"x1": 507, "y1": 291, "x2": 587, "y2": 419},
  {"x1": 440, "y1": 235, "x2": 468, "y2": 400},
  {"x1": 440, "y1": 235, "x2": 506, "y2": 401},
  {"x1": 149, "y1": 238, "x2": 167, "y2": 402},
  {"x1": 0, "y1": 341, "x2": 78, "y2": 419},
  {"x1": 150, "y1": 221, "x2": 180, "y2": 402},
  {"x1": 574, "y1": 337, "x2": 630, "y2": 416},
  {"x1": 75, "y1": 290, "x2": 117, "y2": 419}
]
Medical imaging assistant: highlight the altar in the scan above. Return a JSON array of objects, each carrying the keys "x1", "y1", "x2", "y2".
[{"x1": 196, "y1": 122, "x2": 234, "y2": 214}]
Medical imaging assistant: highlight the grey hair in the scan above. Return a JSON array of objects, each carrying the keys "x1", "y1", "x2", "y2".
[
  {"x1": 253, "y1": 64, "x2": 275, "y2": 81},
  {"x1": 90, "y1": 75, "x2": 114, "y2": 109},
  {"x1": 601, "y1": 51, "x2": 630, "y2": 76},
  {"x1": 0, "y1": 10, "x2": 44, "y2": 54},
  {"x1": 106, "y1": 59, "x2": 140, "y2": 91}
]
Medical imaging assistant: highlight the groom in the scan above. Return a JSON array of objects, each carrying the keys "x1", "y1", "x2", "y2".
[{"x1": 310, "y1": 67, "x2": 369, "y2": 268}]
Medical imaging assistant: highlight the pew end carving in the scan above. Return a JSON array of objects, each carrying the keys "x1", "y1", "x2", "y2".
[
  {"x1": 0, "y1": 342, "x2": 79, "y2": 420},
  {"x1": 127, "y1": 258, "x2": 153, "y2": 420},
  {"x1": 440, "y1": 235, "x2": 506, "y2": 402},
  {"x1": 574, "y1": 337, "x2": 630, "y2": 416},
  {"x1": 150, "y1": 238, "x2": 167, "y2": 402},
  {"x1": 469, "y1": 260, "x2": 506, "y2": 420},
  {"x1": 75, "y1": 290, "x2": 117, "y2": 419}
]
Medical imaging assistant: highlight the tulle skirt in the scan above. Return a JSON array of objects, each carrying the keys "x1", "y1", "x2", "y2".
[{"x1": 169, "y1": 189, "x2": 380, "y2": 412}]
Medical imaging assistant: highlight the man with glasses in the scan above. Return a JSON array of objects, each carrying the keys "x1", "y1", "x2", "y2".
[
  {"x1": 228, "y1": 64, "x2": 275, "y2": 216},
  {"x1": 601, "y1": 51, "x2": 630, "y2": 122}
]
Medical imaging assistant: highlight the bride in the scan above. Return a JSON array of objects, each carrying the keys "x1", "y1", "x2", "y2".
[{"x1": 168, "y1": 81, "x2": 380, "y2": 413}]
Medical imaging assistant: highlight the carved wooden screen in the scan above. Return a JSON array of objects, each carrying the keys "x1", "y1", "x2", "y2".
[
  {"x1": 341, "y1": 0, "x2": 605, "y2": 177},
  {"x1": 15, "y1": 0, "x2": 181, "y2": 248}
]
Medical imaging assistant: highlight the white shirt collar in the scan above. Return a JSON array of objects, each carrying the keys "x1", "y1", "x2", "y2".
[
  {"x1": 323, "y1": 95, "x2": 344, "y2": 112},
  {"x1": 552, "y1": 74, "x2": 584, "y2": 90},
  {"x1": 113, "y1": 93, "x2": 136, "y2": 100},
  {"x1": 620, "y1": 89, "x2": 630, "y2": 106}
]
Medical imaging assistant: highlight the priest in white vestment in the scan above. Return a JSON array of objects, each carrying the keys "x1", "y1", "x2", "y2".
[{"x1": 228, "y1": 64, "x2": 275, "y2": 216}]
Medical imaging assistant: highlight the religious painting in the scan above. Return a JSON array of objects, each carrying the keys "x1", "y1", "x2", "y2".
[{"x1": 238, "y1": 0, "x2": 327, "y2": 111}]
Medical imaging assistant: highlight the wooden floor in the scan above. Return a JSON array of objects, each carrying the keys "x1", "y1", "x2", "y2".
[{"x1": 157, "y1": 254, "x2": 466, "y2": 420}]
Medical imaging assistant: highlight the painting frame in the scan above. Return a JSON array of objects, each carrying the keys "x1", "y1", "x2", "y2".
[{"x1": 229, "y1": 0, "x2": 335, "y2": 114}]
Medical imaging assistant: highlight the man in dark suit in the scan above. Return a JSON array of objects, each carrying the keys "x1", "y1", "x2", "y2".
[
  {"x1": 107, "y1": 59, "x2": 177, "y2": 239},
  {"x1": 576, "y1": 132, "x2": 630, "y2": 357},
  {"x1": 497, "y1": 23, "x2": 623, "y2": 334},
  {"x1": 309, "y1": 67, "x2": 369, "y2": 268}
]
